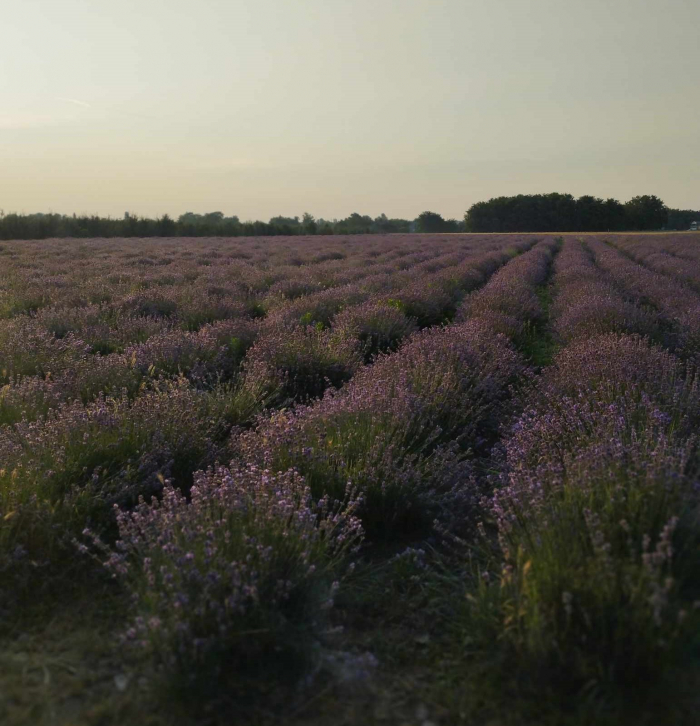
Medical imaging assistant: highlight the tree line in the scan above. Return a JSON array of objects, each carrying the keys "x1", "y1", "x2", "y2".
[
  {"x1": 0, "y1": 195, "x2": 695, "y2": 239},
  {"x1": 0, "y1": 209, "x2": 466, "y2": 240},
  {"x1": 463, "y1": 193, "x2": 682, "y2": 232},
  {"x1": 667, "y1": 208, "x2": 700, "y2": 231},
  {"x1": 0, "y1": 210, "x2": 412, "y2": 240}
]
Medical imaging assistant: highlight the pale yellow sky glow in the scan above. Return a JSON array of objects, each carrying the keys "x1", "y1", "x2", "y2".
[{"x1": 1, "y1": 0, "x2": 698, "y2": 219}]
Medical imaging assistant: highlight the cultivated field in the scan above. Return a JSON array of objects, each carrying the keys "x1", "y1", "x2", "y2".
[{"x1": 1, "y1": 233, "x2": 700, "y2": 725}]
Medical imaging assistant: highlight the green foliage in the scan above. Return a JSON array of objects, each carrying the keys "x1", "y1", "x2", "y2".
[
  {"x1": 93, "y1": 465, "x2": 362, "y2": 708},
  {"x1": 302, "y1": 212, "x2": 317, "y2": 234},
  {"x1": 667, "y1": 208, "x2": 700, "y2": 230},
  {"x1": 624, "y1": 195, "x2": 669, "y2": 231},
  {"x1": 385, "y1": 297, "x2": 406, "y2": 312},
  {"x1": 0, "y1": 380, "x2": 267, "y2": 612},
  {"x1": 465, "y1": 193, "x2": 668, "y2": 232},
  {"x1": 415, "y1": 211, "x2": 462, "y2": 233},
  {"x1": 0, "y1": 210, "x2": 415, "y2": 239},
  {"x1": 0, "y1": 197, "x2": 682, "y2": 239}
]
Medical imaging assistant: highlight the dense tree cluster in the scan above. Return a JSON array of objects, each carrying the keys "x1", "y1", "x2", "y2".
[
  {"x1": 414, "y1": 211, "x2": 462, "y2": 233},
  {"x1": 667, "y1": 208, "x2": 700, "y2": 230},
  {"x1": 464, "y1": 193, "x2": 671, "y2": 232}
]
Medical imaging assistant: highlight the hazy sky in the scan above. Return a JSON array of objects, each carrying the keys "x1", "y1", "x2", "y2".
[{"x1": 1, "y1": 0, "x2": 698, "y2": 220}]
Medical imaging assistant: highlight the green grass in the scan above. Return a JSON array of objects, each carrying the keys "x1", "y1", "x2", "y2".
[
  {"x1": 291, "y1": 548, "x2": 700, "y2": 726},
  {"x1": 2, "y1": 545, "x2": 699, "y2": 726},
  {"x1": 520, "y1": 241, "x2": 562, "y2": 368},
  {"x1": 0, "y1": 581, "x2": 169, "y2": 726},
  {"x1": 521, "y1": 285, "x2": 560, "y2": 367}
]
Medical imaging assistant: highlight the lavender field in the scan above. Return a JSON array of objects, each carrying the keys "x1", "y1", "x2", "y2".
[{"x1": 2, "y1": 233, "x2": 700, "y2": 725}]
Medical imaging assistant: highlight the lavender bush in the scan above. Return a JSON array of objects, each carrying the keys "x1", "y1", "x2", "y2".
[
  {"x1": 458, "y1": 240, "x2": 557, "y2": 343},
  {"x1": 332, "y1": 298, "x2": 418, "y2": 360},
  {"x1": 551, "y1": 239, "x2": 658, "y2": 342},
  {"x1": 242, "y1": 321, "x2": 362, "y2": 404},
  {"x1": 240, "y1": 320, "x2": 522, "y2": 537},
  {"x1": 0, "y1": 376, "x2": 269, "y2": 611},
  {"x1": 588, "y1": 236, "x2": 700, "y2": 355},
  {"x1": 478, "y1": 333, "x2": 700, "y2": 686},
  {"x1": 89, "y1": 464, "x2": 363, "y2": 695}
]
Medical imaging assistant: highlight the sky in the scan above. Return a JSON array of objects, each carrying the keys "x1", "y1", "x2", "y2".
[{"x1": 1, "y1": 0, "x2": 698, "y2": 220}]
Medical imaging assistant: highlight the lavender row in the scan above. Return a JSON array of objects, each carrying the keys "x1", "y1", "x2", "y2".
[
  {"x1": 457, "y1": 238, "x2": 558, "y2": 344},
  {"x1": 0, "y1": 234, "x2": 513, "y2": 329},
  {"x1": 614, "y1": 233, "x2": 700, "y2": 264},
  {"x1": 613, "y1": 235, "x2": 700, "y2": 290},
  {"x1": 479, "y1": 237, "x2": 700, "y2": 687},
  {"x1": 238, "y1": 318, "x2": 523, "y2": 538},
  {"x1": 550, "y1": 238, "x2": 658, "y2": 343},
  {"x1": 85, "y1": 463, "x2": 364, "y2": 693},
  {"x1": 0, "y1": 237, "x2": 523, "y2": 417},
  {"x1": 0, "y1": 235, "x2": 532, "y2": 695},
  {"x1": 586, "y1": 236, "x2": 700, "y2": 356},
  {"x1": 237, "y1": 244, "x2": 532, "y2": 406}
]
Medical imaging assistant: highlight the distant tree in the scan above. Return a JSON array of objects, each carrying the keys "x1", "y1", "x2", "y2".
[
  {"x1": 372, "y1": 213, "x2": 393, "y2": 233},
  {"x1": 465, "y1": 193, "x2": 668, "y2": 232},
  {"x1": 157, "y1": 214, "x2": 177, "y2": 236},
  {"x1": 269, "y1": 215, "x2": 301, "y2": 229},
  {"x1": 624, "y1": 195, "x2": 668, "y2": 230},
  {"x1": 415, "y1": 211, "x2": 449, "y2": 232},
  {"x1": 600, "y1": 198, "x2": 626, "y2": 231},
  {"x1": 316, "y1": 219, "x2": 335, "y2": 235},
  {"x1": 667, "y1": 208, "x2": 700, "y2": 230},
  {"x1": 4, "y1": 196, "x2": 674, "y2": 239},
  {"x1": 302, "y1": 212, "x2": 317, "y2": 234},
  {"x1": 371, "y1": 214, "x2": 411, "y2": 233},
  {"x1": 333, "y1": 213, "x2": 373, "y2": 234},
  {"x1": 574, "y1": 195, "x2": 604, "y2": 231}
]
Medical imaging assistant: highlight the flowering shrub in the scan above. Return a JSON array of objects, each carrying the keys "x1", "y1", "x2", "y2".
[
  {"x1": 242, "y1": 321, "x2": 362, "y2": 404},
  {"x1": 588, "y1": 236, "x2": 700, "y2": 354},
  {"x1": 0, "y1": 378, "x2": 256, "y2": 610},
  {"x1": 615, "y1": 235, "x2": 700, "y2": 291},
  {"x1": 541, "y1": 334, "x2": 700, "y2": 427},
  {"x1": 240, "y1": 320, "x2": 522, "y2": 537},
  {"x1": 332, "y1": 299, "x2": 418, "y2": 360},
  {"x1": 374, "y1": 246, "x2": 524, "y2": 328},
  {"x1": 92, "y1": 464, "x2": 363, "y2": 694},
  {"x1": 0, "y1": 318, "x2": 91, "y2": 383},
  {"x1": 266, "y1": 284, "x2": 368, "y2": 329},
  {"x1": 0, "y1": 353, "x2": 142, "y2": 424},
  {"x1": 126, "y1": 318, "x2": 258, "y2": 385},
  {"x1": 479, "y1": 334, "x2": 700, "y2": 686}
]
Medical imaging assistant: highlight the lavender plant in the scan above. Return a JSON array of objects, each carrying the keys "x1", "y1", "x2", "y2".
[
  {"x1": 240, "y1": 320, "x2": 522, "y2": 537},
  {"x1": 88, "y1": 464, "x2": 363, "y2": 696},
  {"x1": 242, "y1": 321, "x2": 362, "y2": 404},
  {"x1": 477, "y1": 334, "x2": 700, "y2": 687}
]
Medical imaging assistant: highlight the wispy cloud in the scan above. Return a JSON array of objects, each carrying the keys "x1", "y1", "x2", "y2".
[
  {"x1": 56, "y1": 97, "x2": 159, "y2": 122},
  {"x1": 56, "y1": 97, "x2": 92, "y2": 108}
]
